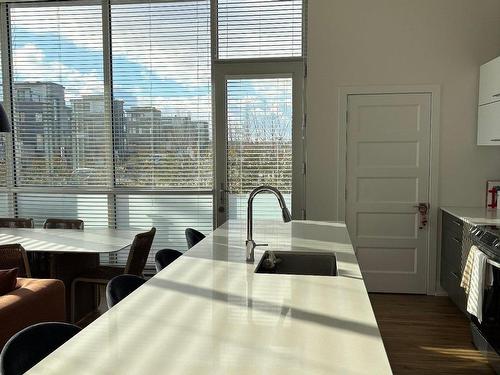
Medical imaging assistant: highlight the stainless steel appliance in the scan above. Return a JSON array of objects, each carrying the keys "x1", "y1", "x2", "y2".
[{"x1": 470, "y1": 225, "x2": 500, "y2": 373}]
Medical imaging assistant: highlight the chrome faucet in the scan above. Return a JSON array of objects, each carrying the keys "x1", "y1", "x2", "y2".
[{"x1": 246, "y1": 185, "x2": 292, "y2": 262}]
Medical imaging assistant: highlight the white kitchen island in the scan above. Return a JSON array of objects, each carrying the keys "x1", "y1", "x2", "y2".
[{"x1": 27, "y1": 220, "x2": 392, "y2": 375}]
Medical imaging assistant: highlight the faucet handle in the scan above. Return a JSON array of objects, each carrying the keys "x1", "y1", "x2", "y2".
[{"x1": 254, "y1": 243, "x2": 268, "y2": 247}]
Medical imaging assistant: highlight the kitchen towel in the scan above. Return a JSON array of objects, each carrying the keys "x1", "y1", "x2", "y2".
[
  {"x1": 461, "y1": 245, "x2": 476, "y2": 294},
  {"x1": 465, "y1": 246, "x2": 489, "y2": 323}
]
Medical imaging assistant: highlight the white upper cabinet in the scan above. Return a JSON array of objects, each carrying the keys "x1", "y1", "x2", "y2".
[
  {"x1": 478, "y1": 102, "x2": 500, "y2": 145},
  {"x1": 479, "y1": 56, "x2": 500, "y2": 106},
  {"x1": 478, "y1": 56, "x2": 500, "y2": 145}
]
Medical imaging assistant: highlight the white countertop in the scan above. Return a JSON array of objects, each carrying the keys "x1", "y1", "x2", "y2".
[
  {"x1": 27, "y1": 220, "x2": 392, "y2": 375},
  {"x1": 441, "y1": 206, "x2": 500, "y2": 226}
]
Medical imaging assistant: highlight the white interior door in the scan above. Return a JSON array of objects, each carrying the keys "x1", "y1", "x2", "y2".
[{"x1": 346, "y1": 93, "x2": 431, "y2": 293}]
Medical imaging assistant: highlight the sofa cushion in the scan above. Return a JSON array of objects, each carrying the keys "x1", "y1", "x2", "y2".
[
  {"x1": 0, "y1": 278, "x2": 66, "y2": 349},
  {"x1": 0, "y1": 268, "x2": 18, "y2": 295}
]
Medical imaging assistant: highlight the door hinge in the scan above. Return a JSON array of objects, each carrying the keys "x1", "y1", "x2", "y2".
[
  {"x1": 303, "y1": 112, "x2": 307, "y2": 129},
  {"x1": 302, "y1": 162, "x2": 306, "y2": 175},
  {"x1": 301, "y1": 208, "x2": 306, "y2": 220},
  {"x1": 304, "y1": 63, "x2": 307, "y2": 78},
  {"x1": 346, "y1": 110, "x2": 349, "y2": 124}
]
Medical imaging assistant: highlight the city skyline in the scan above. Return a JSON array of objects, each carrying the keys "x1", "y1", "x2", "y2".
[
  {"x1": 3, "y1": 78, "x2": 292, "y2": 194},
  {"x1": 8, "y1": 80, "x2": 213, "y2": 188}
]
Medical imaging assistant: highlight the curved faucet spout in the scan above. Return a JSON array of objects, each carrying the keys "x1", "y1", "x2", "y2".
[{"x1": 246, "y1": 185, "x2": 292, "y2": 262}]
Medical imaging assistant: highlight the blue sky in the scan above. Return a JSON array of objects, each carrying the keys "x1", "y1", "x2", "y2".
[{"x1": 12, "y1": 27, "x2": 210, "y2": 113}]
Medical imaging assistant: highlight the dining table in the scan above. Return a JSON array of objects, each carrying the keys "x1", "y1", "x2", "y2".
[{"x1": 0, "y1": 227, "x2": 141, "y2": 322}]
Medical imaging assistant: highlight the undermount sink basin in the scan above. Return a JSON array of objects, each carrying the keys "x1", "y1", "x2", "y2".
[{"x1": 255, "y1": 251, "x2": 337, "y2": 276}]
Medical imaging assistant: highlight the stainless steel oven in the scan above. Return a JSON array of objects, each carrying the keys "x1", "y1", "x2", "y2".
[{"x1": 470, "y1": 225, "x2": 500, "y2": 373}]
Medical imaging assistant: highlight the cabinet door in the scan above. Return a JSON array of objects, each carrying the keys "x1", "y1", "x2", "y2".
[
  {"x1": 440, "y1": 212, "x2": 467, "y2": 314},
  {"x1": 478, "y1": 102, "x2": 500, "y2": 145},
  {"x1": 479, "y1": 56, "x2": 500, "y2": 106}
]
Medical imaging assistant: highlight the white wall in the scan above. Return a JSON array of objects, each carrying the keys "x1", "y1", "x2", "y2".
[{"x1": 306, "y1": 0, "x2": 500, "y2": 220}]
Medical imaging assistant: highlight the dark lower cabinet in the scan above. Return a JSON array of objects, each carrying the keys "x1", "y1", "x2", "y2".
[{"x1": 440, "y1": 210, "x2": 468, "y2": 314}]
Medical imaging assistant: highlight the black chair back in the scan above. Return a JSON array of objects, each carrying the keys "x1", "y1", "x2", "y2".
[
  {"x1": 43, "y1": 218, "x2": 84, "y2": 230},
  {"x1": 185, "y1": 228, "x2": 205, "y2": 249},
  {"x1": 0, "y1": 218, "x2": 33, "y2": 229},
  {"x1": 124, "y1": 227, "x2": 156, "y2": 276},
  {"x1": 0, "y1": 322, "x2": 81, "y2": 375},
  {"x1": 106, "y1": 274, "x2": 146, "y2": 308},
  {"x1": 0, "y1": 244, "x2": 31, "y2": 277},
  {"x1": 155, "y1": 249, "x2": 182, "y2": 272}
]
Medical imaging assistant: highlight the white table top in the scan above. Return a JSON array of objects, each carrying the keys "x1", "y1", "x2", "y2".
[
  {"x1": 27, "y1": 220, "x2": 392, "y2": 375},
  {"x1": 0, "y1": 228, "x2": 139, "y2": 253}
]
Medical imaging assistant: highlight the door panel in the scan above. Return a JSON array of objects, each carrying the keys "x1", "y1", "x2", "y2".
[
  {"x1": 357, "y1": 142, "x2": 419, "y2": 167},
  {"x1": 346, "y1": 93, "x2": 431, "y2": 293}
]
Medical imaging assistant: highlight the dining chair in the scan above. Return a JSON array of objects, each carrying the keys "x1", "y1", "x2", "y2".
[
  {"x1": 0, "y1": 322, "x2": 81, "y2": 375},
  {"x1": 185, "y1": 228, "x2": 205, "y2": 249},
  {"x1": 0, "y1": 244, "x2": 31, "y2": 277},
  {"x1": 43, "y1": 218, "x2": 84, "y2": 230},
  {"x1": 0, "y1": 218, "x2": 34, "y2": 229},
  {"x1": 154, "y1": 249, "x2": 182, "y2": 272},
  {"x1": 106, "y1": 274, "x2": 146, "y2": 308},
  {"x1": 70, "y1": 227, "x2": 156, "y2": 322}
]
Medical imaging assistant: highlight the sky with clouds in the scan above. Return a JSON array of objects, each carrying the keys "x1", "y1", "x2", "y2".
[{"x1": 8, "y1": 0, "x2": 300, "y2": 129}]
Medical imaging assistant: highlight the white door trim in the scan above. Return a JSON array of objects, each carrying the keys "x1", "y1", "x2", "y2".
[{"x1": 338, "y1": 85, "x2": 441, "y2": 295}]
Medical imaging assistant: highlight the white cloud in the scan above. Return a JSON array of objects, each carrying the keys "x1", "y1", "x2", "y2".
[
  {"x1": 12, "y1": 44, "x2": 103, "y2": 100},
  {"x1": 11, "y1": 3, "x2": 211, "y2": 89}
]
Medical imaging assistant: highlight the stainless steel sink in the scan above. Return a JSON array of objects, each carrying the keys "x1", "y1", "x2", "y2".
[{"x1": 255, "y1": 251, "x2": 337, "y2": 276}]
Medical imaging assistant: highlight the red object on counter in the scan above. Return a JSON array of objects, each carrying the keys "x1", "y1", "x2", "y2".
[{"x1": 488, "y1": 187, "x2": 498, "y2": 208}]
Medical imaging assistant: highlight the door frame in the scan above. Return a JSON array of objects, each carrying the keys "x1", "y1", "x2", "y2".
[
  {"x1": 337, "y1": 85, "x2": 441, "y2": 295},
  {"x1": 213, "y1": 60, "x2": 305, "y2": 226}
]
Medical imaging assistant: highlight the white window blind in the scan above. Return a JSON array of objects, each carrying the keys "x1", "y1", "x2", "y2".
[
  {"x1": 217, "y1": 0, "x2": 303, "y2": 59},
  {"x1": 10, "y1": 2, "x2": 109, "y2": 187},
  {"x1": 16, "y1": 193, "x2": 109, "y2": 228},
  {"x1": 110, "y1": 0, "x2": 213, "y2": 259},
  {"x1": 111, "y1": 0, "x2": 212, "y2": 190},
  {"x1": 226, "y1": 77, "x2": 292, "y2": 220},
  {"x1": 115, "y1": 194, "x2": 213, "y2": 264}
]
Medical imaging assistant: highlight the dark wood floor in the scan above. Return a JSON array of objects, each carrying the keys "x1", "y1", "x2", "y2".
[{"x1": 370, "y1": 294, "x2": 495, "y2": 375}]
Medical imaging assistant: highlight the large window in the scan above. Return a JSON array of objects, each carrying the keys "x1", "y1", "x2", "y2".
[
  {"x1": 10, "y1": 3, "x2": 108, "y2": 187},
  {"x1": 0, "y1": 0, "x2": 306, "y2": 269},
  {"x1": 111, "y1": 0, "x2": 212, "y2": 189}
]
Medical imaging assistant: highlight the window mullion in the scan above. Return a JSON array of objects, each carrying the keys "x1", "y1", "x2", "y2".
[
  {"x1": 1, "y1": 3, "x2": 16, "y2": 216},
  {"x1": 102, "y1": 0, "x2": 116, "y2": 228}
]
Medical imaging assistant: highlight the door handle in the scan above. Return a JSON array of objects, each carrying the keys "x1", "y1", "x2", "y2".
[
  {"x1": 414, "y1": 203, "x2": 429, "y2": 229},
  {"x1": 219, "y1": 183, "x2": 236, "y2": 208}
]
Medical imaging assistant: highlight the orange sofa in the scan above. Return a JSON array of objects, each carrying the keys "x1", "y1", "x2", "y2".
[{"x1": 0, "y1": 278, "x2": 66, "y2": 348}]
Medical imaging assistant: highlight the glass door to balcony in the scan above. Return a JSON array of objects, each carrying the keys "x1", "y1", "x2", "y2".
[{"x1": 214, "y1": 62, "x2": 304, "y2": 225}]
